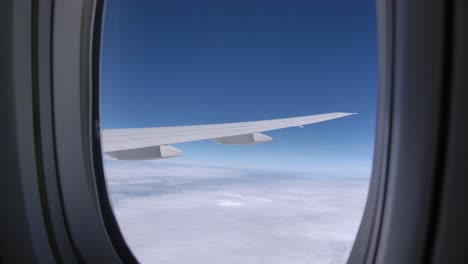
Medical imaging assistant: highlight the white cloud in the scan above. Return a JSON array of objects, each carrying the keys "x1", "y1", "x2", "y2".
[
  {"x1": 217, "y1": 200, "x2": 244, "y2": 207},
  {"x1": 104, "y1": 160, "x2": 369, "y2": 264}
]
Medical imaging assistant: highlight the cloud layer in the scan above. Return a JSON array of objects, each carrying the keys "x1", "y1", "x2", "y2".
[{"x1": 104, "y1": 160, "x2": 369, "y2": 264}]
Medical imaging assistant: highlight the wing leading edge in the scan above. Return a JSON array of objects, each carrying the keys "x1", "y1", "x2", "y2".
[{"x1": 102, "y1": 112, "x2": 356, "y2": 160}]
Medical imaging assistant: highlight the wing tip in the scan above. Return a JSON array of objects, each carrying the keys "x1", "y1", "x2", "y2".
[{"x1": 333, "y1": 112, "x2": 358, "y2": 117}]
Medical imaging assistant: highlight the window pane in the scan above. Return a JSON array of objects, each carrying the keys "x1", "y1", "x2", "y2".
[{"x1": 100, "y1": 1, "x2": 377, "y2": 263}]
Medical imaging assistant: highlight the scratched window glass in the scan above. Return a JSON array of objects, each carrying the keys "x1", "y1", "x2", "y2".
[{"x1": 100, "y1": 1, "x2": 377, "y2": 263}]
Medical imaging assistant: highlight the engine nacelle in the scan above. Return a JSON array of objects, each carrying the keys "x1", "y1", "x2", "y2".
[
  {"x1": 212, "y1": 133, "x2": 272, "y2": 145},
  {"x1": 105, "y1": 145, "x2": 183, "y2": 160}
]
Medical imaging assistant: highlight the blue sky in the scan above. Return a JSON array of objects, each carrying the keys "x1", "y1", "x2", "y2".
[{"x1": 100, "y1": 0, "x2": 377, "y2": 175}]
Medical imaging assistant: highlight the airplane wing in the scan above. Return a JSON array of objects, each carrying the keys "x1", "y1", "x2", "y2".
[{"x1": 102, "y1": 112, "x2": 356, "y2": 160}]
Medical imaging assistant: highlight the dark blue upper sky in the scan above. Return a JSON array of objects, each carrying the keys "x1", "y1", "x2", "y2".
[{"x1": 101, "y1": 0, "x2": 378, "y2": 175}]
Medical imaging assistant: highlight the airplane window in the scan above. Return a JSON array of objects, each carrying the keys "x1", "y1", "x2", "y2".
[{"x1": 100, "y1": 1, "x2": 377, "y2": 263}]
